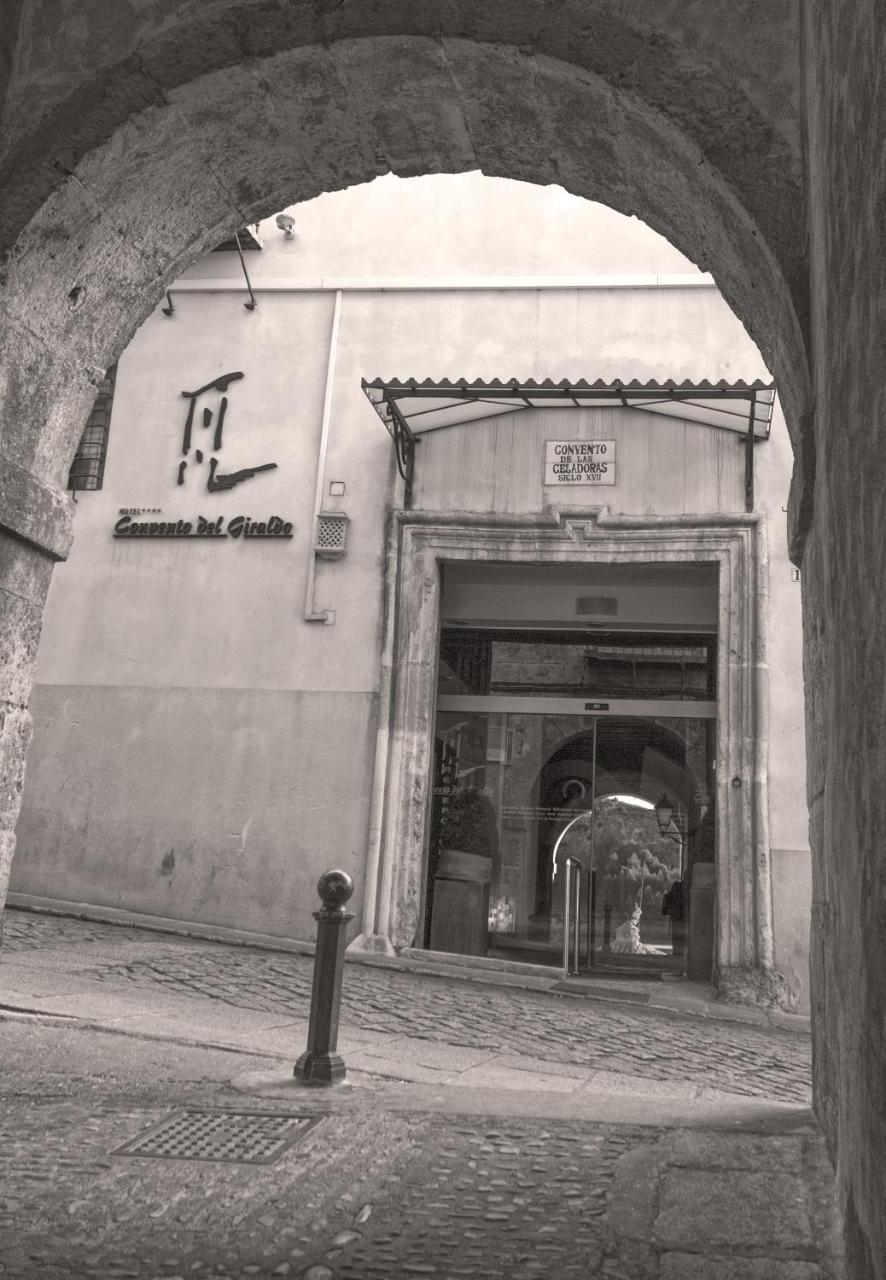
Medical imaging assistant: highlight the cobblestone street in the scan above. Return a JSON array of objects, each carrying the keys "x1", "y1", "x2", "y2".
[
  {"x1": 0, "y1": 1045, "x2": 642, "y2": 1280},
  {"x1": 3, "y1": 911, "x2": 811, "y2": 1104},
  {"x1": 0, "y1": 910, "x2": 837, "y2": 1278}
]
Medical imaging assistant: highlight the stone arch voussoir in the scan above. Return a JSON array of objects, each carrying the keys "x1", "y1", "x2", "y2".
[{"x1": 1, "y1": 35, "x2": 809, "y2": 492}]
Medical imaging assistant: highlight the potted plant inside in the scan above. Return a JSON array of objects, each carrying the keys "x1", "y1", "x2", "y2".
[{"x1": 429, "y1": 787, "x2": 498, "y2": 957}]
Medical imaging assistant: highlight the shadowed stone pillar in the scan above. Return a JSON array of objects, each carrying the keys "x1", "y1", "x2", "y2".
[
  {"x1": 0, "y1": 466, "x2": 73, "y2": 936},
  {"x1": 801, "y1": 1, "x2": 886, "y2": 1275}
]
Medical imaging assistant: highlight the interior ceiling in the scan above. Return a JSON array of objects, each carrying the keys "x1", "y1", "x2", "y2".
[{"x1": 443, "y1": 561, "x2": 720, "y2": 591}]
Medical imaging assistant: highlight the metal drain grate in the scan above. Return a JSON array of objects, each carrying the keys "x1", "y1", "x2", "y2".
[{"x1": 112, "y1": 1109, "x2": 322, "y2": 1164}]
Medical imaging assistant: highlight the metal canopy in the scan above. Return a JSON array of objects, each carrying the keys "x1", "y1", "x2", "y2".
[{"x1": 362, "y1": 377, "x2": 776, "y2": 511}]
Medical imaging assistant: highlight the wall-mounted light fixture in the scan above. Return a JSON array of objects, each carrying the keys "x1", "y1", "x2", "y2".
[
  {"x1": 655, "y1": 793, "x2": 684, "y2": 880},
  {"x1": 655, "y1": 794, "x2": 676, "y2": 837},
  {"x1": 275, "y1": 213, "x2": 295, "y2": 237}
]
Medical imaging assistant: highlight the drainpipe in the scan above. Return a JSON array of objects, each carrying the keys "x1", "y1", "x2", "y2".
[{"x1": 304, "y1": 288, "x2": 342, "y2": 623}]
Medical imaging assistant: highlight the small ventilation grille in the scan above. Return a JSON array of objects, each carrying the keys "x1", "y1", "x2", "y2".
[
  {"x1": 576, "y1": 596, "x2": 618, "y2": 616},
  {"x1": 314, "y1": 512, "x2": 349, "y2": 560}
]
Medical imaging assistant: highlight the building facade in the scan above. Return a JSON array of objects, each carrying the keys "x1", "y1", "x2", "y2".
[{"x1": 11, "y1": 174, "x2": 810, "y2": 1010}]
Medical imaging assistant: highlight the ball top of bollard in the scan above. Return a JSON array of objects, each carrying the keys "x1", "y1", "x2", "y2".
[{"x1": 317, "y1": 869, "x2": 354, "y2": 912}]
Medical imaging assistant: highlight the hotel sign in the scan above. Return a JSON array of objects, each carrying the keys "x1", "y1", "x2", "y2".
[
  {"x1": 110, "y1": 371, "x2": 296, "y2": 541},
  {"x1": 114, "y1": 511, "x2": 293, "y2": 538},
  {"x1": 544, "y1": 440, "x2": 616, "y2": 485}
]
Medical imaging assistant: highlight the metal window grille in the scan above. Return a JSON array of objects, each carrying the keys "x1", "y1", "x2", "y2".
[{"x1": 68, "y1": 364, "x2": 117, "y2": 492}]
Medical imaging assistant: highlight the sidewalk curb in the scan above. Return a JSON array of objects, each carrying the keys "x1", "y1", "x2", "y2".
[{"x1": 0, "y1": 1002, "x2": 296, "y2": 1061}]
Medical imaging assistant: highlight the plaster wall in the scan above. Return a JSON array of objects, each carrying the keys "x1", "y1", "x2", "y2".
[
  {"x1": 29, "y1": 201, "x2": 770, "y2": 702},
  {"x1": 337, "y1": 285, "x2": 764, "y2": 390},
  {"x1": 13, "y1": 686, "x2": 373, "y2": 939},
  {"x1": 413, "y1": 406, "x2": 745, "y2": 516},
  {"x1": 753, "y1": 384, "x2": 811, "y2": 1008},
  {"x1": 182, "y1": 173, "x2": 699, "y2": 282},
  {"x1": 28, "y1": 288, "x2": 394, "y2": 696}
]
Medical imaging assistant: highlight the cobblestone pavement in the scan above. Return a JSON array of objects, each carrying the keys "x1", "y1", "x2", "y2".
[
  {"x1": 2, "y1": 911, "x2": 811, "y2": 1104},
  {"x1": 2, "y1": 913, "x2": 153, "y2": 951},
  {"x1": 2, "y1": 911, "x2": 155, "y2": 952},
  {"x1": 0, "y1": 1099, "x2": 633, "y2": 1279},
  {"x1": 0, "y1": 1023, "x2": 840, "y2": 1280}
]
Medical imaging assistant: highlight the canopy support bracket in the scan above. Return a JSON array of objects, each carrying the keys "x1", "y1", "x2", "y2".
[
  {"x1": 388, "y1": 398, "x2": 417, "y2": 508},
  {"x1": 745, "y1": 390, "x2": 757, "y2": 512}
]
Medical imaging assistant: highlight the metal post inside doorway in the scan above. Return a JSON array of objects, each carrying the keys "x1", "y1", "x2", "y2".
[
  {"x1": 562, "y1": 856, "x2": 582, "y2": 975},
  {"x1": 551, "y1": 718, "x2": 597, "y2": 978}
]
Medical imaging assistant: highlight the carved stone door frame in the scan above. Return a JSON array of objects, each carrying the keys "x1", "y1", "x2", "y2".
[{"x1": 353, "y1": 507, "x2": 775, "y2": 998}]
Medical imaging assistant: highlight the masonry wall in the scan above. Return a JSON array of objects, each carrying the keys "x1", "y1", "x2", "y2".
[{"x1": 802, "y1": 3, "x2": 886, "y2": 1273}]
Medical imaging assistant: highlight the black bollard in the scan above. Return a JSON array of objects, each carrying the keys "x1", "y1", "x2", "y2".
[{"x1": 294, "y1": 869, "x2": 354, "y2": 1086}]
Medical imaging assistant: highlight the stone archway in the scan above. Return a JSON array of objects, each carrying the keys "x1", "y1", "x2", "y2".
[
  {"x1": 0, "y1": 21, "x2": 813, "y2": 924},
  {"x1": 1, "y1": 11, "x2": 812, "y2": 489},
  {"x1": 10, "y1": 9, "x2": 886, "y2": 1276}
]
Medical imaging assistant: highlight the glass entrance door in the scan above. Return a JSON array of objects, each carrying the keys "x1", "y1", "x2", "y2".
[{"x1": 424, "y1": 629, "x2": 717, "y2": 976}]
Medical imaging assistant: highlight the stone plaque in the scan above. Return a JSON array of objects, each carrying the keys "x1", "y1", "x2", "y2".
[{"x1": 544, "y1": 440, "x2": 616, "y2": 485}]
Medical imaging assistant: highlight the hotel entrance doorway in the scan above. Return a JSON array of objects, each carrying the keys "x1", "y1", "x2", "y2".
[{"x1": 424, "y1": 627, "x2": 717, "y2": 978}]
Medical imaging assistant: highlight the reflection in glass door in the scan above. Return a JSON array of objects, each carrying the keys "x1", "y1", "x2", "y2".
[
  {"x1": 426, "y1": 709, "x2": 714, "y2": 974},
  {"x1": 424, "y1": 629, "x2": 717, "y2": 976}
]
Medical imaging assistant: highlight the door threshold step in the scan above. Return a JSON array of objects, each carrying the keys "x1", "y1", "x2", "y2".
[
  {"x1": 399, "y1": 947, "x2": 557, "y2": 980},
  {"x1": 552, "y1": 979, "x2": 652, "y2": 1004}
]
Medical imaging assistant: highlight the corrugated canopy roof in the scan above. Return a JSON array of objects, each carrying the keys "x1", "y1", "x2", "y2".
[
  {"x1": 362, "y1": 377, "x2": 777, "y2": 512},
  {"x1": 362, "y1": 376, "x2": 776, "y2": 439}
]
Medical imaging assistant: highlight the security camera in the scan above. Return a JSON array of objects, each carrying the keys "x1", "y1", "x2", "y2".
[{"x1": 275, "y1": 213, "x2": 295, "y2": 237}]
